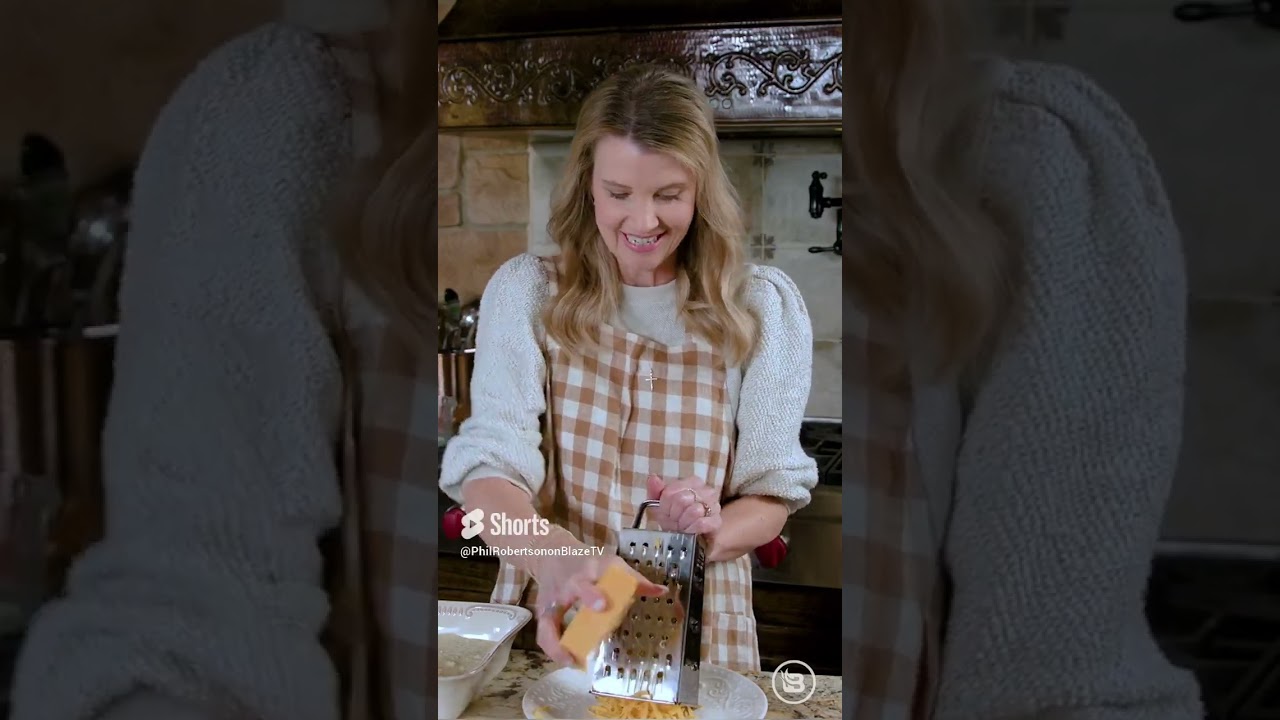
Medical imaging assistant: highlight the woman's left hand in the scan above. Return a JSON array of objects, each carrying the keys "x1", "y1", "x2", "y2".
[{"x1": 645, "y1": 474, "x2": 722, "y2": 535}]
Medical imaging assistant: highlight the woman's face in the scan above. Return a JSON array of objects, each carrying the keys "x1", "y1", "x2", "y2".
[{"x1": 590, "y1": 135, "x2": 696, "y2": 287}]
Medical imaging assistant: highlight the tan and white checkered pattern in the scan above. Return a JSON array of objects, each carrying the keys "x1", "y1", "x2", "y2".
[
  {"x1": 846, "y1": 302, "x2": 944, "y2": 719},
  {"x1": 490, "y1": 258, "x2": 760, "y2": 672},
  {"x1": 319, "y1": 31, "x2": 438, "y2": 720}
]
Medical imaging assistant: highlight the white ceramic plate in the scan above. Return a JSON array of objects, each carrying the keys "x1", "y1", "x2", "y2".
[{"x1": 522, "y1": 664, "x2": 768, "y2": 719}]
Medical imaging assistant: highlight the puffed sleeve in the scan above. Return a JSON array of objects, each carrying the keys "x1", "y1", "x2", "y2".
[
  {"x1": 439, "y1": 253, "x2": 551, "y2": 503},
  {"x1": 724, "y1": 265, "x2": 820, "y2": 513},
  {"x1": 934, "y1": 61, "x2": 1204, "y2": 719},
  {"x1": 9, "y1": 24, "x2": 350, "y2": 720}
]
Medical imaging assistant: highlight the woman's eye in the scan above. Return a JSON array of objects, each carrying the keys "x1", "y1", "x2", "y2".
[
  {"x1": 609, "y1": 192, "x2": 629, "y2": 200},
  {"x1": 657, "y1": 195, "x2": 680, "y2": 202}
]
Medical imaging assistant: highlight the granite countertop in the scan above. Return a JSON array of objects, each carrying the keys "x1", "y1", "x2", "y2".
[{"x1": 458, "y1": 650, "x2": 841, "y2": 719}]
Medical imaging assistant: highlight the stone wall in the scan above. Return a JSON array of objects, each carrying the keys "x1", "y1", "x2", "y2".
[{"x1": 436, "y1": 132, "x2": 532, "y2": 303}]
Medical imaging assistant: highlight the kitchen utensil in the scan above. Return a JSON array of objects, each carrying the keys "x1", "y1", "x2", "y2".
[
  {"x1": 438, "y1": 394, "x2": 459, "y2": 447},
  {"x1": 526, "y1": 664, "x2": 768, "y2": 720},
  {"x1": 10, "y1": 134, "x2": 74, "y2": 331},
  {"x1": 67, "y1": 169, "x2": 132, "y2": 329},
  {"x1": 441, "y1": 288, "x2": 461, "y2": 351},
  {"x1": 438, "y1": 349, "x2": 475, "y2": 433},
  {"x1": 458, "y1": 299, "x2": 480, "y2": 349},
  {"x1": 589, "y1": 500, "x2": 706, "y2": 707},
  {"x1": 80, "y1": 237, "x2": 124, "y2": 328},
  {"x1": 0, "y1": 328, "x2": 114, "y2": 620}
]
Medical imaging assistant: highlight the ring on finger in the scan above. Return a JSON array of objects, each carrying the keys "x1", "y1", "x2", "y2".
[{"x1": 698, "y1": 501, "x2": 711, "y2": 517}]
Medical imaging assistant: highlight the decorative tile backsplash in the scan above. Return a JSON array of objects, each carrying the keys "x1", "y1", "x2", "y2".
[{"x1": 526, "y1": 136, "x2": 843, "y2": 418}]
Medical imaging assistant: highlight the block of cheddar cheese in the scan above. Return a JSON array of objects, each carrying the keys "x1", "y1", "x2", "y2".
[{"x1": 560, "y1": 563, "x2": 640, "y2": 668}]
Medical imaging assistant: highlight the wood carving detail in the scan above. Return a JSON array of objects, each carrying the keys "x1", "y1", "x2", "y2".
[
  {"x1": 439, "y1": 49, "x2": 841, "y2": 108},
  {"x1": 438, "y1": 25, "x2": 842, "y2": 128},
  {"x1": 704, "y1": 49, "x2": 842, "y2": 104}
]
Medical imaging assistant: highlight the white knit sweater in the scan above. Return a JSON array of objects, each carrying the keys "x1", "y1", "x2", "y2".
[
  {"x1": 6, "y1": 14, "x2": 1204, "y2": 720},
  {"x1": 438, "y1": 254, "x2": 820, "y2": 514}
]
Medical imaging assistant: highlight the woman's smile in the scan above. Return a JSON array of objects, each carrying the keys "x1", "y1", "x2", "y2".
[{"x1": 622, "y1": 231, "x2": 665, "y2": 253}]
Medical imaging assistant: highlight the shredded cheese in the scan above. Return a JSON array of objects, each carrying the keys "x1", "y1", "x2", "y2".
[{"x1": 587, "y1": 694, "x2": 698, "y2": 719}]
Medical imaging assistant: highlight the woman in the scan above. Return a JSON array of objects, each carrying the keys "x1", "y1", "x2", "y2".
[
  {"x1": 7, "y1": 1, "x2": 1204, "y2": 720},
  {"x1": 436, "y1": 64, "x2": 819, "y2": 674}
]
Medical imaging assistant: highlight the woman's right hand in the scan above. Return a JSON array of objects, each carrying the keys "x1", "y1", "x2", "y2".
[{"x1": 531, "y1": 551, "x2": 667, "y2": 667}]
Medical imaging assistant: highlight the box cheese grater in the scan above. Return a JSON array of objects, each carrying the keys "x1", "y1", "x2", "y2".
[{"x1": 588, "y1": 500, "x2": 705, "y2": 707}]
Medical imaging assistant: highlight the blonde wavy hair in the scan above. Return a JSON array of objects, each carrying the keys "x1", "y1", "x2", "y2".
[
  {"x1": 846, "y1": 0, "x2": 1024, "y2": 378},
  {"x1": 542, "y1": 64, "x2": 758, "y2": 366},
  {"x1": 334, "y1": 0, "x2": 1020, "y2": 375}
]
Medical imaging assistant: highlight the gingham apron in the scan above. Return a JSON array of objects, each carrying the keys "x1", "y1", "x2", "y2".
[
  {"x1": 488, "y1": 257, "x2": 760, "y2": 672},
  {"x1": 318, "y1": 32, "x2": 435, "y2": 720},
  {"x1": 846, "y1": 300, "x2": 945, "y2": 718}
]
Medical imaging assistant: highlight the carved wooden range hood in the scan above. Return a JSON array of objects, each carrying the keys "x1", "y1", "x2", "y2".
[{"x1": 438, "y1": 0, "x2": 842, "y2": 134}]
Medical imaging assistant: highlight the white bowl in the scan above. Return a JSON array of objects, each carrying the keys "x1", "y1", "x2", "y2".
[{"x1": 438, "y1": 601, "x2": 533, "y2": 720}]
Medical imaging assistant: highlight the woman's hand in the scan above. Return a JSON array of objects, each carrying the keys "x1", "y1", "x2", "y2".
[
  {"x1": 529, "y1": 532, "x2": 666, "y2": 667},
  {"x1": 645, "y1": 474, "x2": 722, "y2": 535}
]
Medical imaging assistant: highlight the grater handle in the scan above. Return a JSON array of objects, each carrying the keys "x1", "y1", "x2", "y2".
[{"x1": 632, "y1": 500, "x2": 661, "y2": 529}]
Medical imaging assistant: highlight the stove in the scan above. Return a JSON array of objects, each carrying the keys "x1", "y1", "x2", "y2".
[
  {"x1": 1145, "y1": 554, "x2": 1280, "y2": 719},
  {"x1": 799, "y1": 418, "x2": 842, "y2": 486}
]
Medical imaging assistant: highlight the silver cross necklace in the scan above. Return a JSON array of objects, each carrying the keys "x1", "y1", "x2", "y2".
[{"x1": 643, "y1": 366, "x2": 656, "y2": 390}]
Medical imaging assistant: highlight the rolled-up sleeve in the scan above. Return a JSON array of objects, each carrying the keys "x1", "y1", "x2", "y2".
[
  {"x1": 439, "y1": 254, "x2": 550, "y2": 503},
  {"x1": 725, "y1": 266, "x2": 819, "y2": 513}
]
